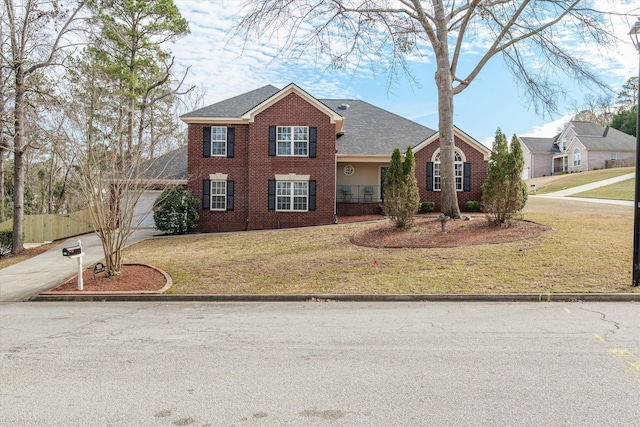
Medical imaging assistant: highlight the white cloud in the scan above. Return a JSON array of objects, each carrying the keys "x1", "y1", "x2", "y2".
[
  {"x1": 170, "y1": 0, "x2": 640, "y2": 144},
  {"x1": 520, "y1": 114, "x2": 574, "y2": 137}
]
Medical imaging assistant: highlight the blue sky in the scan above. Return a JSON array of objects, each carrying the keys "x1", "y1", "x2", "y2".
[{"x1": 170, "y1": 1, "x2": 639, "y2": 146}]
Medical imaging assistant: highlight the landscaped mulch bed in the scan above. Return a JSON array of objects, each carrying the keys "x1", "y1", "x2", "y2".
[
  {"x1": 351, "y1": 217, "x2": 553, "y2": 248},
  {"x1": 43, "y1": 264, "x2": 170, "y2": 294}
]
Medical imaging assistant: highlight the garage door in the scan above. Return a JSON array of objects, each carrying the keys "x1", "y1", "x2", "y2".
[{"x1": 132, "y1": 191, "x2": 162, "y2": 229}]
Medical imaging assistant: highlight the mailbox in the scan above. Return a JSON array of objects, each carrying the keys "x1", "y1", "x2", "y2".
[{"x1": 62, "y1": 245, "x2": 82, "y2": 257}]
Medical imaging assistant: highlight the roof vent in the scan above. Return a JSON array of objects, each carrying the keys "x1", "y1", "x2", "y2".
[{"x1": 338, "y1": 103, "x2": 350, "y2": 110}]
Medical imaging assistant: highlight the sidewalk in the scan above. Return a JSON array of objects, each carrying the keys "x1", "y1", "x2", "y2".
[
  {"x1": 0, "y1": 229, "x2": 158, "y2": 302},
  {"x1": 531, "y1": 172, "x2": 635, "y2": 206}
]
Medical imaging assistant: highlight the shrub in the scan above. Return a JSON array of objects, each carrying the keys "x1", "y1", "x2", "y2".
[
  {"x1": 521, "y1": 181, "x2": 528, "y2": 210},
  {"x1": 153, "y1": 186, "x2": 200, "y2": 234},
  {"x1": 420, "y1": 201, "x2": 435, "y2": 213},
  {"x1": 481, "y1": 129, "x2": 526, "y2": 225},
  {"x1": 0, "y1": 229, "x2": 12, "y2": 257},
  {"x1": 381, "y1": 146, "x2": 420, "y2": 228},
  {"x1": 466, "y1": 201, "x2": 480, "y2": 212}
]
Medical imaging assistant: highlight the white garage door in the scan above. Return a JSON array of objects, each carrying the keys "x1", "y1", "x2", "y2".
[{"x1": 132, "y1": 191, "x2": 162, "y2": 229}]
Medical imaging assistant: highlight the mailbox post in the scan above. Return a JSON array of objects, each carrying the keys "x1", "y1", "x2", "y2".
[{"x1": 62, "y1": 240, "x2": 85, "y2": 290}]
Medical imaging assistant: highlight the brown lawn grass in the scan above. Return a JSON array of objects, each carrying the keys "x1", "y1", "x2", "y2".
[
  {"x1": 571, "y1": 178, "x2": 634, "y2": 201},
  {"x1": 123, "y1": 196, "x2": 636, "y2": 294},
  {"x1": 532, "y1": 167, "x2": 634, "y2": 194}
]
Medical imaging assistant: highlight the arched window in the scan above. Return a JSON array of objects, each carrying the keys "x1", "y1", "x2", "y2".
[
  {"x1": 573, "y1": 149, "x2": 581, "y2": 167},
  {"x1": 433, "y1": 150, "x2": 463, "y2": 191}
]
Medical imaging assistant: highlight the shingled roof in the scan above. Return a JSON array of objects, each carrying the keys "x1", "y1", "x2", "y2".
[
  {"x1": 320, "y1": 99, "x2": 436, "y2": 155},
  {"x1": 181, "y1": 84, "x2": 438, "y2": 156},
  {"x1": 180, "y1": 85, "x2": 281, "y2": 119},
  {"x1": 569, "y1": 121, "x2": 635, "y2": 151},
  {"x1": 519, "y1": 135, "x2": 561, "y2": 154},
  {"x1": 140, "y1": 145, "x2": 188, "y2": 181}
]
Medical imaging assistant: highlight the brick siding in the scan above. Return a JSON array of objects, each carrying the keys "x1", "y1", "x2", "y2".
[
  {"x1": 188, "y1": 92, "x2": 336, "y2": 232},
  {"x1": 414, "y1": 135, "x2": 488, "y2": 212}
]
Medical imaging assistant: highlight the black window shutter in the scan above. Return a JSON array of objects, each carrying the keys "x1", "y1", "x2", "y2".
[
  {"x1": 309, "y1": 127, "x2": 317, "y2": 158},
  {"x1": 308, "y1": 180, "x2": 316, "y2": 211},
  {"x1": 463, "y1": 162, "x2": 471, "y2": 192},
  {"x1": 202, "y1": 179, "x2": 211, "y2": 209},
  {"x1": 203, "y1": 127, "x2": 211, "y2": 158},
  {"x1": 227, "y1": 128, "x2": 235, "y2": 158},
  {"x1": 426, "y1": 162, "x2": 434, "y2": 191},
  {"x1": 226, "y1": 180, "x2": 234, "y2": 211},
  {"x1": 268, "y1": 179, "x2": 276, "y2": 210},
  {"x1": 268, "y1": 126, "x2": 276, "y2": 156}
]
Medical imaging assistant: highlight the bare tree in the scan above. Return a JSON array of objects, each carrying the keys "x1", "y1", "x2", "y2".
[
  {"x1": 232, "y1": 0, "x2": 613, "y2": 218},
  {"x1": 1, "y1": 0, "x2": 86, "y2": 252},
  {"x1": 571, "y1": 93, "x2": 616, "y2": 127},
  {"x1": 52, "y1": 0, "x2": 192, "y2": 275}
]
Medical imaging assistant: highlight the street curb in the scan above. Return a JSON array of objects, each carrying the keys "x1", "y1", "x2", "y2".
[{"x1": 28, "y1": 293, "x2": 639, "y2": 303}]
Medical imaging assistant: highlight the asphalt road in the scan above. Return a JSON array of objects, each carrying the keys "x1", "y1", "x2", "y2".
[{"x1": 1, "y1": 301, "x2": 639, "y2": 426}]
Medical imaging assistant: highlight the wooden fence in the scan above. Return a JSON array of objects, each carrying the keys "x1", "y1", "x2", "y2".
[
  {"x1": 605, "y1": 158, "x2": 635, "y2": 169},
  {"x1": 0, "y1": 209, "x2": 94, "y2": 243}
]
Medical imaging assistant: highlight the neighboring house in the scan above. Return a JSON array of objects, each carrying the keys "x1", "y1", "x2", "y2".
[
  {"x1": 180, "y1": 83, "x2": 490, "y2": 233},
  {"x1": 518, "y1": 121, "x2": 636, "y2": 179}
]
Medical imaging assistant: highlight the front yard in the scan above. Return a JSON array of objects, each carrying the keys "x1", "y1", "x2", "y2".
[{"x1": 123, "y1": 196, "x2": 636, "y2": 294}]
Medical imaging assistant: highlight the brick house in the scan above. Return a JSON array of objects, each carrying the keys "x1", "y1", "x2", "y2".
[{"x1": 180, "y1": 83, "x2": 490, "y2": 232}]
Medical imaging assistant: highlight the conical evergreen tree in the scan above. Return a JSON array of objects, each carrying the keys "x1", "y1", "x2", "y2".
[
  {"x1": 481, "y1": 129, "x2": 526, "y2": 225},
  {"x1": 381, "y1": 147, "x2": 420, "y2": 228}
]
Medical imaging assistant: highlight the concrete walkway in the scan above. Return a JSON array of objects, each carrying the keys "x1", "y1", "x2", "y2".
[
  {"x1": 0, "y1": 229, "x2": 159, "y2": 302},
  {"x1": 531, "y1": 172, "x2": 635, "y2": 207}
]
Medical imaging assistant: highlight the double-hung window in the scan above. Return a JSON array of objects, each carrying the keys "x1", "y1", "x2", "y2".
[
  {"x1": 427, "y1": 150, "x2": 471, "y2": 192},
  {"x1": 202, "y1": 174, "x2": 234, "y2": 211},
  {"x1": 211, "y1": 127, "x2": 227, "y2": 156},
  {"x1": 277, "y1": 126, "x2": 308, "y2": 156},
  {"x1": 573, "y1": 149, "x2": 581, "y2": 167},
  {"x1": 268, "y1": 176, "x2": 316, "y2": 212},
  {"x1": 203, "y1": 126, "x2": 234, "y2": 158},
  {"x1": 210, "y1": 180, "x2": 227, "y2": 210},
  {"x1": 434, "y1": 151, "x2": 463, "y2": 191},
  {"x1": 276, "y1": 181, "x2": 308, "y2": 211}
]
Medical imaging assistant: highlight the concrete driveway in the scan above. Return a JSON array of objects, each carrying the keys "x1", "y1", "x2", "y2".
[{"x1": 0, "y1": 229, "x2": 159, "y2": 302}]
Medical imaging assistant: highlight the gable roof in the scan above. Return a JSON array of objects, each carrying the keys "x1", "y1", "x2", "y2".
[
  {"x1": 320, "y1": 99, "x2": 436, "y2": 155},
  {"x1": 520, "y1": 121, "x2": 635, "y2": 154},
  {"x1": 180, "y1": 85, "x2": 281, "y2": 120},
  {"x1": 180, "y1": 83, "x2": 343, "y2": 126},
  {"x1": 181, "y1": 84, "x2": 489, "y2": 158},
  {"x1": 413, "y1": 126, "x2": 491, "y2": 160},
  {"x1": 568, "y1": 121, "x2": 635, "y2": 151},
  {"x1": 519, "y1": 135, "x2": 561, "y2": 154}
]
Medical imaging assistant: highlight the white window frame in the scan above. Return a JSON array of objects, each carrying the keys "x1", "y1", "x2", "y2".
[
  {"x1": 611, "y1": 152, "x2": 617, "y2": 160},
  {"x1": 434, "y1": 150, "x2": 464, "y2": 191},
  {"x1": 573, "y1": 149, "x2": 581, "y2": 167},
  {"x1": 210, "y1": 180, "x2": 227, "y2": 211},
  {"x1": 211, "y1": 127, "x2": 227, "y2": 157},
  {"x1": 277, "y1": 126, "x2": 308, "y2": 157},
  {"x1": 276, "y1": 181, "x2": 308, "y2": 212}
]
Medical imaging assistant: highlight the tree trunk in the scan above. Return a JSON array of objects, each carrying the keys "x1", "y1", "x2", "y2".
[
  {"x1": 11, "y1": 69, "x2": 25, "y2": 253},
  {"x1": 0, "y1": 142, "x2": 5, "y2": 221},
  {"x1": 433, "y1": 1, "x2": 461, "y2": 219}
]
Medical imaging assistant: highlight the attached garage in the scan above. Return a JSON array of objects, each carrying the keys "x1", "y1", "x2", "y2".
[
  {"x1": 132, "y1": 190, "x2": 162, "y2": 228},
  {"x1": 128, "y1": 146, "x2": 188, "y2": 229}
]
